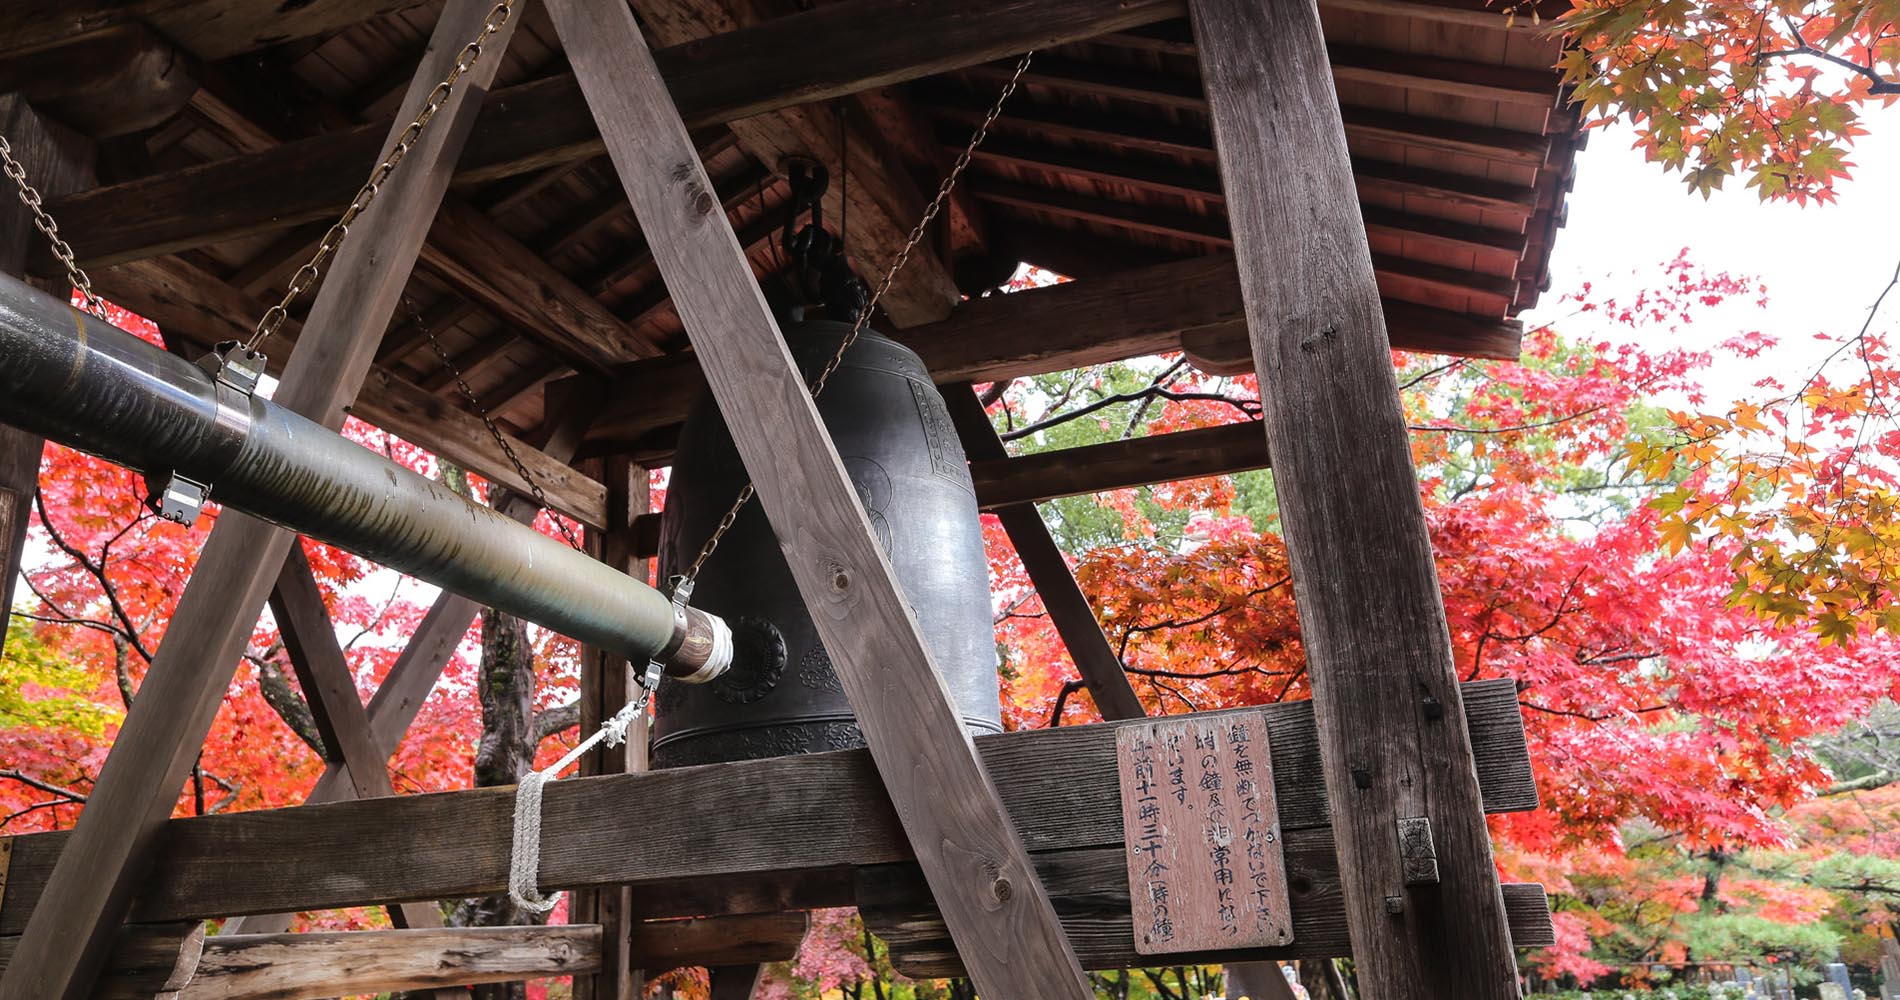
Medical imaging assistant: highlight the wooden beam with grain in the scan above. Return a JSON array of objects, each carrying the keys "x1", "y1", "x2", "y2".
[
  {"x1": 0, "y1": 679, "x2": 1535, "y2": 933},
  {"x1": 42, "y1": 0, "x2": 1185, "y2": 271},
  {"x1": 578, "y1": 253, "x2": 1521, "y2": 456},
  {"x1": 630, "y1": 913, "x2": 811, "y2": 971},
  {"x1": 0, "y1": 9, "x2": 519, "y2": 996},
  {"x1": 2, "y1": 925, "x2": 600, "y2": 1000},
  {"x1": 1190, "y1": 0, "x2": 1522, "y2": 995},
  {"x1": 541, "y1": 0, "x2": 1092, "y2": 993}
]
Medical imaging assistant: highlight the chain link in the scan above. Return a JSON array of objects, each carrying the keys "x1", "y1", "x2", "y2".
[
  {"x1": 408, "y1": 296, "x2": 586, "y2": 552},
  {"x1": 244, "y1": 1, "x2": 517, "y2": 355},
  {"x1": 0, "y1": 136, "x2": 107, "y2": 316},
  {"x1": 681, "y1": 50, "x2": 1034, "y2": 584}
]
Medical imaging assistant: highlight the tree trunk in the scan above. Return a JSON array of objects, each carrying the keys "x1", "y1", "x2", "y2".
[{"x1": 450, "y1": 605, "x2": 545, "y2": 1000}]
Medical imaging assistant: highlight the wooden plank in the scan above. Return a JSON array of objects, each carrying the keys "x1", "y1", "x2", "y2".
[
  {"x1": 0, "y1": 9, "x2": 519, "y2": 997},
  {"x1": 42, "y1": 0, "x2": 1184, "y2": 270},
  {"x1": 0, "y1": 24, "x2": 199, "y2": 139},
  {"x1": 0, "y1": 679, "x2": 1534, "y2": 931},
  {"x1": 175, "y1": 926, "x2": 598, "y2": 1000},
  {"x1": 0, "y1": 0, "x2": 420, "y2": 62},
  {"x1": 941, "y1": 385, "x2": 1146, "y2": 722},
  {"x1": 0, "y1": 923, "x2": 595, "y2": 995},
  {"x1": 630, "y1": 913, "x2": 809, "y2": 971},
  {"x1": 971, "y1": 421, "x2": 1269, "y2": 511},
  {"x1": 858, "y1": 845, "x2": 1554, "y2": 975},
  {"x1": 420, "y1": 199, "x2": 656, "y2": 369},
  {"x1": 580, "y1": 254, "x2": 1521, "y2": 455},
  {"x1": 0, "y1": 97, "x2": 89, "y2": 655},
  {"x1": 543, "y1": 0, "x2": 1092, "y2": 994},
  {"x1": 1190, "y1": 0, "x2": 1521, "y2": 995},
  {"x1": 1117, "y1": 711, "x2": 1292, "y2": 954}
]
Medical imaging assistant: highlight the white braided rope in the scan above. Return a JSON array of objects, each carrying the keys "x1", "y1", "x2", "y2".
[{"x1": 509, "y1": 693, "x2": 650, "y2": 912}]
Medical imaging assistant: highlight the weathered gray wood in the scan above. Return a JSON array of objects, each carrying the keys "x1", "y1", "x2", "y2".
[
  {"x1": 0, "y1": 25, "x2": 199, "y2": 139},
  {"x1": 3, "y1": 925, "x2": 595, "y2": 999},
  {"x1": 858, "y1": 844, "x2": 1555, "y2": 975},
  {"x1": 631, "y1": 913, "x2": 808, "y2": 972},
  {"x1": 579, "y1": 253, "x2": 1522, "y2": 456},
  {"x1": 0, "y1": 923, "x2": 201, "y2": 1000},
  {"x1": 572, "y1": 455, "x2": 647, "y2": 1000},
  {"x1": 0, "y1": 8, "x2": 519, "y2": 997},
  {"x1": 972, "y1": 421, "x2": 1269, "y2": 511},
  {"x1": 42, "y1": 0, "x2": 1182, "y2": 271},
  {"x1": 0, "y1": 680, "x2": 1533, "y2": 932},
  {"x1": 0, "y1": 97, "x2": 90, "y2": 656},
  {"x1": 1190, "y1": 0, "x2": 1521, "y2": 995},
  {"x1": 544, "y1": 1, "x2": 1094, "y2": 995},
  {"x1": 942, "y1": 385, "x2": 1146, "y2": 721}
]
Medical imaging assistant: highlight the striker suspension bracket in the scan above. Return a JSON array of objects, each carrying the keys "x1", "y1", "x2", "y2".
[
  {"x1": 778, "y1": 159, "x2": 869, "y2": 323},
  {"x1": 148, "y1": 341, "x2": 272, "y2": 526}
]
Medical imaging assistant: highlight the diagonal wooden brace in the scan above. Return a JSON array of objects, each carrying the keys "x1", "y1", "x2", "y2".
[{"x1": 539, "y1": 3, "x2": 1093, "y2": 996}]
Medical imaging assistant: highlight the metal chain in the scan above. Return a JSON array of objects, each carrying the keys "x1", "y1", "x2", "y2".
[
  {"x1": 0, "y1": 136, "x2": 107, "y2": 316},
  {"x1": 681, "y1": 50, "x2": 1035, "y2": 584},
  {"x1": 409, "y1": 296, "x2": 586, "y2": 552},
  {"x1": 243, "y1": 0, "x2": 517, "y2": 355}
]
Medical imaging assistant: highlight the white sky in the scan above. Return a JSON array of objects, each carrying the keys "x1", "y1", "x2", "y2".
[{"x1": 1522, "y1": 107, "x2": 1900, "y2": 404}]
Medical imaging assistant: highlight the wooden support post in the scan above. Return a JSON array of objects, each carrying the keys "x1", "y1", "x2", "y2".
[
  {"x1": 540, "y1": 3, "x2": 1091, "y2": 995},
  {"x1": 941, "y1": 384, "x2": 1145, "y2": 721},
  {"x1": 0, "y1": 7, "x2": 519, "y2": 997},
  {"x1": 573, "y1": 454, "x2": 647, "y2": 1000},
  {"x1": 0, "y1": 97, "x2": 90, "y2": 654},
  {"x1": 708, "y1": 965, "x2": 763, "y2": 1000},
  {"x1": 1188, "y1": 0, "x2": 1521, "y2": 996},
  {"x1": 264, "y1": 546, "x2": 470, "y2": 1000}
]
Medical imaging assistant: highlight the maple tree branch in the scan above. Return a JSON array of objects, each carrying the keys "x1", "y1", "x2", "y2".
[
  {"x1": 1519, "y1": 699, "x2": 1671, "y2": 722},
  {"x1": 0, "y1": 768, "x2": 88, "y2": 803},
  {"x1": 1754, "y1": 16, "x2": 1900, "y2": 94},
  {"x1": 534, "y1": 700, "x2": 581, "y2": 741},
  {"x1": 1000, "y1": 383, "x2": 1260, "y2": 442},
  {"x1": 1822, "y1": 770, "x2": 1896, "y2": 796},
  {"x1": 30, "y1": 489, "x2": 157, "y2": 664},
  {"x1": 1048, "y1": 678, "x2": 1087, "y2": 728},
  {"x1": 243, "y1": 647, "x2": 325, "y2": 756}
]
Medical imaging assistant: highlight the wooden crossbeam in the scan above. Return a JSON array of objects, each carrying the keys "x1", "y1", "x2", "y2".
[
  {"x1": 971, "y1": 178, "x2": 1529, "y2": 269},
  {"x1": 631, "y1": 913, "x2": 810, "y2": 972},
  {"x1": 623, "y1": 421, "x2": 1272, "y2": 560},
  {"x1": 0, "y1": 24, "x2": 200, "y2": 139},
  {"x1": 1190, "y1": 0, "x2": 1521, "y2": 994},
  {"x1": 941, "y1": 385, "x2": 1147, "y2": 722},
  {"x1": 577, "y1": 253, "x2": 1521, "y2": 457},
  {"x1": 39, "y1": 0, "x2": 1183, "y2": 271},
  {"x1": 1098, "y1": 25, "x2": 1563, "y2": 108},
  {"x1": 961, "y1": 130, "x2": 1540, "y2": 221},
  {"x1": 0, "y1": 97, "x2": 89, "y2": 657},
  {"x1": 858, "y1": 849, "x2": 1555, "y2": 975},
  {"x1": 0, "y1": 680, "x2": 1535, "y2": 931},
  {"x1": 0, "y1": 10, "x2": 519, "y2": 996},
  {"x1": 542, "y1": 1, "x2": 1092, "y2": 993}
]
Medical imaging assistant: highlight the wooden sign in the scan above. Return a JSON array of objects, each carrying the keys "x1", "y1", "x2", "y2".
[{"x1": 1116, "y1": 710, "x2": 1293, "y2": 955}]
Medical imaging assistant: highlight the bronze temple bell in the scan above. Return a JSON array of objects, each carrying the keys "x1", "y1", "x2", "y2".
[{"x1": 650, "y1": 319, "x2": 1005, "y2": 767}]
